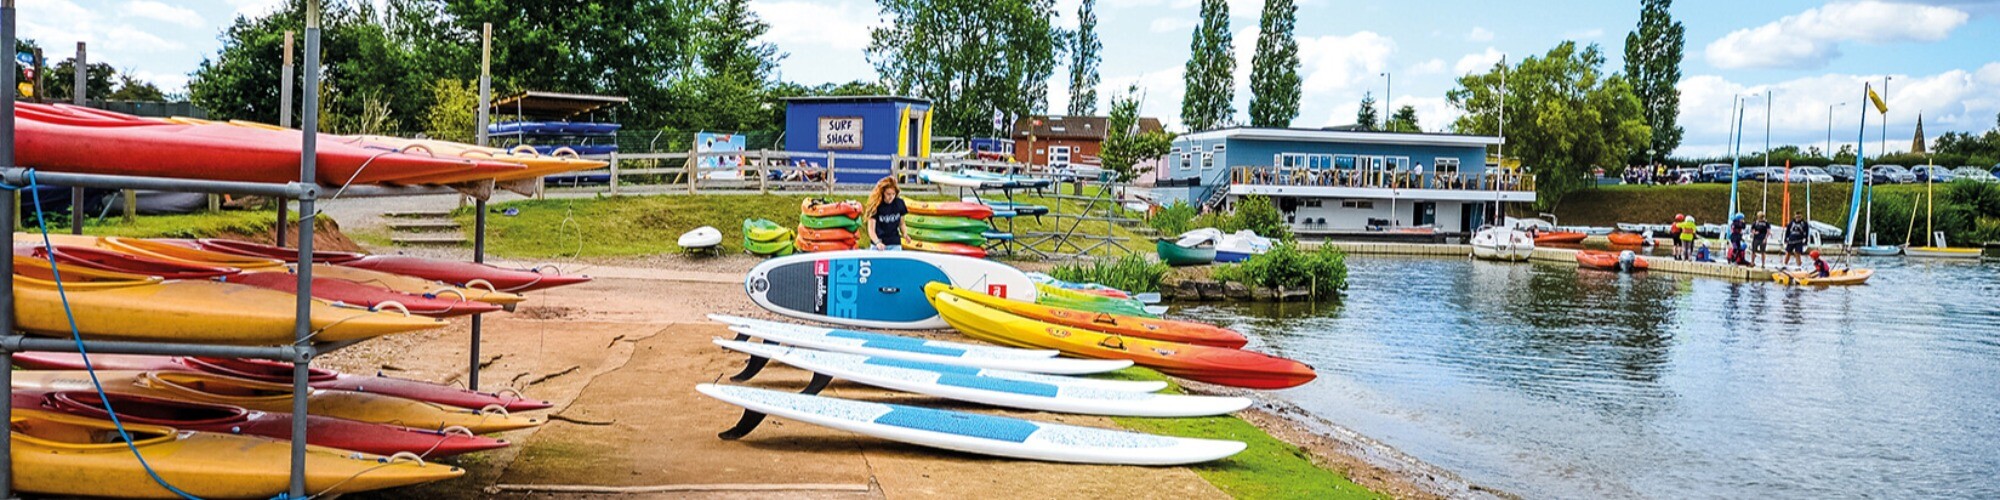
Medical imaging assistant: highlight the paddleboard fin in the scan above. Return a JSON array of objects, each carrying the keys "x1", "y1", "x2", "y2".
[{"x1": 717, "y1": 373, "x2": 834, "y2": 440}]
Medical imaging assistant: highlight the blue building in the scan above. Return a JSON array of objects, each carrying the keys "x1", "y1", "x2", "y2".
[
  {"x1": 783, "y1": 96, "x2": 934, "y2": 184},
  {"x1": 1157, "y1": 127, "x2": 1534, "y2": 234}
]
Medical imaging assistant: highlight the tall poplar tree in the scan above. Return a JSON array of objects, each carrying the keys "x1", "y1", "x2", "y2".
[
  {"x1": 1067, "y1": 0, "x2": 1100, "y2": 115},
  {"x1": 1180, "y1": 0, "x2": 1234, "y2": 131},
  {"x1": 1246, "y1": 0, "x2": 1299, "y2": 127},
  {"x1": 870, "y1": 0, "x2": 1065, "y2": 137},
  {"x1": 1623, "y1": 0, "x2": 1684, "y2": 161}
]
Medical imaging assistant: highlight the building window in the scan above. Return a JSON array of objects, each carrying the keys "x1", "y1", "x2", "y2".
[
  {"x1": 1303, "y1": 200, "x2": 1323, "y2": 208},
  {"x1": 1181, "y1": 153, "x2": 1192, "y2": 170},
  {"x1": 1434, "y1": 158, "x2": 1461, "y2": 174},
  {"x1": 1212, "y1": 144, "x2": 1226, "y2": 152},
  {"x1": 1339, "y1": 200, "x2": 1375, "y2": 209},
  {"x1": 1202, "y1": 153, "x2": 1215, "y2": 170}
]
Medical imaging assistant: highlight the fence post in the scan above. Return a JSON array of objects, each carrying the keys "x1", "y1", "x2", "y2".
[
  {"x1": 686, "y1": 149, "x2": 698, "y2": 195},
  {"x1": 608, "y1": 151, "x2": 620, "y2": 196},
  {"x1": 757, "y1": 149, "x2": 770, "y2": 195},
  {"x1": 825, "y1": 153, "x2": 837, "y2": 195}
]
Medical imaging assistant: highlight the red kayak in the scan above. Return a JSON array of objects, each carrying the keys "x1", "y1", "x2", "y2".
[
  {"x1": 221, "y1": 272, "x2": 503, "y2": 317},
  {"x1": 13, "y1": 390, "x2": 507, "y2": 457},
  {"x1": 793, "y1": 236, "x2": 856, "y2": 253},
  {"x1": 800, "y1": 199, "x2": 862, "y2": 218},
  {"x1": 339, "y1": 255, "x2": 592, "y2": 293},
  {"x1": 1534, "y1": 231, "x2": 1588, "y2": 245},
  {"x1": 1576, "y1": 250, "x2": 1648, "y2": 271},
  {"x1": 11, "y1": 353, "x2": 553, "y2": 412},
  {"x1": 795, "y1": 226, "x2": 858, "y2": 242},
  {"x1": 14, "y1": 245, "x2": 239, "y2": 279},
  {"x1": 906, "y1": 200, "x2": 995, "y2": 220},
  {"x1": 192, "y1": 238, "x2": 368, "y2": 263},
  {"x1": 15, "y1": 109, "x2": 524, "y2": 185}
]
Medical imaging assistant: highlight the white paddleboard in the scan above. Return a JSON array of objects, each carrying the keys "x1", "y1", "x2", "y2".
[
  {"x1": 678, "y1": 226, "x2": 722, "y2": 248},
  {"x1": 716, "y1": 340, "x2": 1240, "y2": 417},
  {"x1": 697, "y1": 384, "x2": 1246, "y2": 465},
  {"x1": 709, "y1": 314, "x2": 1056, "y2": 357},
  {"x1": 742, "y1": 251, "x2": 1036, "y2": 330},
  {"x1": 723, "y1": 324, "x2": 1132, "y2": 375},
  {"x1": 713, "y1": 339, "x2": 1161, "y2": 393}
]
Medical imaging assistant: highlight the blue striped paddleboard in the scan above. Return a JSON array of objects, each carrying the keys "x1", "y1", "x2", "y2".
[
  {"x1": 743, "y1": 250, "x2": 1037, "y2": 330},
  {"x1": 721, "y1": 324, "x2": 1131, "y2": 375},
  {"x1": 697, "y1": 384, "x2": 1246, "y2": 465},
  {"x1": 710, "y1": 335, "x2": 1157, "y2": 393},
  {"x1": 708, "y1": 314, "x2": 1057, "y2": 358},
  {"x1": 715, "y1": 340, "x2": 1240, "y2": 416}
]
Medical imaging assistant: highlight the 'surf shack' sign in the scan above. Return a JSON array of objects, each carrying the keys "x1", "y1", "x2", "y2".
[{"x1": 818, "y1": 117, "x2": 864, "y2": 150}]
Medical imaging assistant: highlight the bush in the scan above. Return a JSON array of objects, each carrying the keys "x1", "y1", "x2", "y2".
[
  {"x1": 1149, "y1": 201, "x2": 1198, "y2": 236},
  {"x1": 1228, "y1": 195, "x2": 1292, "y2": 241},
  {"x1": 1211, "y1": 243, "x2": 1347, "y2": 299},
  {"x1": 1047, "y1": 254, "x2": 1171, "y2": 293}
]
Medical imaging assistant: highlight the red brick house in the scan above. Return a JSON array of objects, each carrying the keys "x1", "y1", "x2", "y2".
[{"x1": 1012, "y1": 114, "x2": 1164, "y2": 168}]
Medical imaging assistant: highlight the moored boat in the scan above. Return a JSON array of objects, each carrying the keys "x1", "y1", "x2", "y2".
[
  {"x1": 1576, "y1": 250, "x2": 1648, "y2": 272},
  {"x1": 1772, "y1": 268, "x2": 1873, "y2": 286},
  {"x1": 1470, "y1": 226, "x2": 1534, "y2": 262}
]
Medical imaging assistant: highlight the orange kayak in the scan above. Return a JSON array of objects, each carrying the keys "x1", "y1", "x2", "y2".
[
  {"x1": 936, "y1": 285, "x2": 1247, "y2": 348},
  {"x1": 801, "y1": 199, "x2": 862, "y2": 218},
  {"x1": 1576, "y1": 250, "x2": 1648, "y2": 271},
  {"x1": 1535, "y1": 231, "x2": 1588, "y2": 244},
  {"x1": 904, "y1": 238, "x2": 986, "y2": 258},
  {"x1": 793, "y1": 236, "x2": 857, "y2": 253},
  {"x1": 930, "y1": 284, "x2": 1316, "y2": 389},
  {"x1": 1606, "y1": 232, "x2": 1650, "y2": 246},
  {"x1": 906, "y1": 200, "x2": 994, "y2": 219},
  {"x1": 796, "y1": 226, "x2": 858, "y2": 242}
]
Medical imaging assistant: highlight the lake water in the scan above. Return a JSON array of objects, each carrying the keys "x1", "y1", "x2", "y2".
[{"x1": 1177, "y1": 256, "x2": 2000, "y2": 499}]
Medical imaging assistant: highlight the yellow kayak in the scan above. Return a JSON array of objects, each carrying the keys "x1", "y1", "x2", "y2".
[
  {"x1": 13, "y1": 370, "x2": 543, "y2": 434},
  {"x1": 16, "y1": 234, "x2": 525, "y2": 305},
  {"x1": 13, "y1": 256, "x2": 443, "y2": 344},
  {"x1": 12, "y1": 409, "x2": 461, "y2": 498},
  {"x1": 1772, "y1": 268, "x2": 1873, "y2": 286}
]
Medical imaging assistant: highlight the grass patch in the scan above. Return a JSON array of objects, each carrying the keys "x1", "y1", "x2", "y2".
[
  {"x1": 1101, "y1": 367, "x2": 1384, "y2": 500},
  {"x1": 1535, "y1": 182, "x2": 1923, "y2": 227},
  {"x1": 462, "y1": 187, "x2": 1156, "y2": 259},
  {"x1": 30, "y1": 210, "x2": 279, "y2": 239}
]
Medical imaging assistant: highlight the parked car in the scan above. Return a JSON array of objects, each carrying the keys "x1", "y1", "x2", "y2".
[
  {"x1": 1869, "y1": 164, "x2": 1917, "y2": 183},
  {"x1": 1952, "y1": 167, "x2": 1998, "y2": 183},
  {"x1": 1909, "y1": 165, "x2": 1957, "y2": 183},
  {"x1": 1772, "y1": 166, "x2": 1835, "y2": 183},
  {"x1": 1827, "y1": 164, "x2": 1858, "y2": 182},
  {"x1": 1699, "y1": 163, "x2": 1734, "y2": 183},
  {"x1": 1666, "y1": 166, "x2": 1700, "y2": 183}
]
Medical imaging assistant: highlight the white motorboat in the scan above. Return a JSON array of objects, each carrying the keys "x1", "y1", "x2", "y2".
[{"x1": 1471, "y1": 226, "x2": 1534, "y2": 262}]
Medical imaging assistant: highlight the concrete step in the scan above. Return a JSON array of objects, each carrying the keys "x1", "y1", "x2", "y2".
[
  {"x1": 391, "y1": 234, "x2": 468, "y2": 245},
  {"x1": 384, "y1": 210, "x2": 453, "y2": 219},
  {"x1": 389, "y1": 220, "x2": 463, "y2": 231}
]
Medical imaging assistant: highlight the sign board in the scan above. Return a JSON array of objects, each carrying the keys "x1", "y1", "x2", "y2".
[
  {"x1": 817, "y1": 117, "x2": 863, "y2": 150},
  {"x1": 695, "y1": 131, "x2": 746, "y2": 180},
  {"x1": 13, "y1": 51, "x2": 31, "y2": 66}
]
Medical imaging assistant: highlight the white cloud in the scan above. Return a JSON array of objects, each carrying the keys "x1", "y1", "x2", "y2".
[
  {"x1": 1466, "y1": 27, "x2": 1494, "y2": 43},
  {"x1": 221, "y1": 0, "x2": 284, "y2": 19},
  {"x1": 1675, "y1": 65, "x2": 2000, "y2": 156},
  {"x1": 1454, "y1": 47, "x2": 1504, "y2": 75},
  {"x1": 752, "y1": 0, "x2": 877, "y2": 51},
  {"x1": 1102, "y1": 67, "x2": 1188, "y2": 129},
  {"x1": 1295, "y1": 31, "x2": 1396, "y2": 95},
  {"x1": 1106, "y1": 0, "x2": 1169, "y2": 8},
  {"x1": 1151, "y1": 17, "x2": 1198, "y2": 33},
  {"x1": 1705, "y1": 1, "x2": 1970, "y2": 70},
  {"x1": 1409, "y1": 58, "x2": 1446, "y2": 76},
  {"x1": 122, "y1": 1, "x2": 204, "y2": 28}
]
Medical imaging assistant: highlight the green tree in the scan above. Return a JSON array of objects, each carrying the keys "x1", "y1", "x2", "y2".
[
  {"x1": 1246, "y1": 0, "x2": 1299, "y2": 128},
  {"x1": 106, "y1": 74, "x2": 166, "y2": 101},
  {"x1": 1448, "y1": 42, "x2": 1649, "y2": 208},
  {"x1": 676, "y1": 0, "x2": 784, "y2": 132},
  {"x1": 1101, "y1": 85, "x2": 1175, "y2": 182},
  {"x1": 1384, "y1": 104, "x2": 1420, "y2": 132},
  {"x1": 869, "y1": 0, "x2": 1065, "y2": 138},
  {"x1": 46, "y1": 59, "x2": 115, "y2": 102},
  {"x1": 1623, "y1": 0, "x2": 1685, "y2": 160},
  {"x1": 1181, "y1": 0, "x2": 1234, "y2": 131},
  {"x1": 422, "y1": 78, "x2": 479, "y2": 142},
  {"x1": 1067, "y1": 0, "x2": 1100, "y2": 115},
  {"x1": 1354, "y1": 92, "x2": 1379, "y2": 130},
  {"x1": 189, "y1": 1, "x2": 428, "y2": 130}
]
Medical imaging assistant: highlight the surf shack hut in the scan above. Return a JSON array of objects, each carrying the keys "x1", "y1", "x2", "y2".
[
  {"x1": 783, "y1": 96, "x2": 934, "y2": 184},
  {"x1": 1156, "y1": 127, "x2": 1536, "y2": 235}
]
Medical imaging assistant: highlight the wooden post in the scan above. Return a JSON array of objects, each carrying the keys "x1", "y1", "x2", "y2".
[
  {"x1": 686, "y1": 147, "x2": 698, "y2": 195},
  {"x1": 608, "y1": 151, "x2": 620, "y2": 195},
  {"x1": 757, "y1": 150, "x2": 769, "y2": 195},
  {"x1": 207, "y1": 194, "x2": 221, "y2": 212},
  {"x1": 121, "y1": 189, "x2": 135, "y2": 223},
  {"x1": 824, "y1": 153, "x2": 836, "y2": 195}
]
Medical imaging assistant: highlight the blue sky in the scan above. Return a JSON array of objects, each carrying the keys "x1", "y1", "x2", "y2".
[{"x1": 24, "y1": 0, "x2": 2000, "y2": 157}]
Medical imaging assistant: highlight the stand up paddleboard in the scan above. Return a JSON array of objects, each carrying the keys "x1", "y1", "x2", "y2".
[
  {"x1": 742, "y1": 250, "x2": 1035, "y2": 330},
  {"x1": 710, "y1": 314, "x2": 1057, "y2": 357},
  {"x1": 698, "y1": 384, "x2": 1245, "y2": 465},
  {"x1": 725, "y1": 325, "x2": 1131, "y2": 375},
  {"x1": 716, "y1": 340, "x2": 1240, "y2": 416}
]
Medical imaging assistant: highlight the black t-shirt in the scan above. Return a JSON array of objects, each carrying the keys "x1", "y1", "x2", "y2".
[
  {"x1": 873, "y1": 198, "x2": 907, "y2": 243},
  {"x1": 1751, "y1": 220, "x2": 1771, "y2": 240}
]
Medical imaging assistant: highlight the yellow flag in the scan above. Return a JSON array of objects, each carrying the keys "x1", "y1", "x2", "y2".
[{"x1": 1867, "y1": 84, "x2": 1888, "y2": 114}]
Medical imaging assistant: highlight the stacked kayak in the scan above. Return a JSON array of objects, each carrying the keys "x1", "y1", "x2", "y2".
[
  {"x1": 907, "y1": 200, "x2": 995, "y2": 220},
  {"x1": 929, "y1": 284, "x2": 1317, "y2": 389},
  {"x1": 12, "y1": 390, "x2": 507, "y2": 458},
  {"x1": 904, "y1": 209, "x2": 994, "y2": 258},
  {"x1": 178, "y1": 238, "x2": 593, "y2": 293},
  {"x1": 15, "y1": 103, "x2": 522, "y2": 185},
  {"x1": 8, "y1": 409, "x2": 463, "y2": 498},
  {"x1": 1034, "y1": 282, "x2": 1156, "y2": 318},
  {"x1": 743, "y1": 218, "x2": 796, "y2": 256},
  {"x1": 11, "y1": 370, "x2": 544, "y2": 434},
  {"x1": 797, "y1": 199, "x2": 861, "y2": 252},
  {"x1": 13, "y1": 352, "x2": 552, "y2": 411}
]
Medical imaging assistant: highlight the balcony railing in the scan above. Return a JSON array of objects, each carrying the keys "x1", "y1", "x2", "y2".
[{"x1": 1230, "y1": 166, "x2": 1535, "y2": 192}]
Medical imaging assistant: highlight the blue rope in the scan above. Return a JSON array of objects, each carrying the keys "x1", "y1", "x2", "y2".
[{"x1": 22, "y1": 170, "x2": 205, "y2": 500}]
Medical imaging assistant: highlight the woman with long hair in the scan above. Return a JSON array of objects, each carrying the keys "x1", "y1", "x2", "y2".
[{"x1": 863, "y1": 177, "x2": 907, "y2": 250}]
